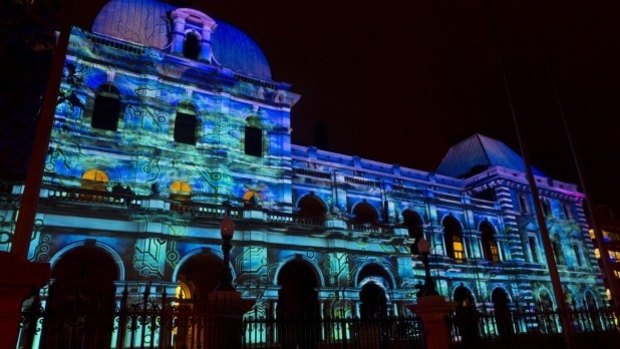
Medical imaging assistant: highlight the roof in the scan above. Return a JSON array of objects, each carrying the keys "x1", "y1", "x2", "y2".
[
  {"x1": 436, "y1": 134, "x2": 545, "y2": 178},
  {"x1": 92, "y1": 0, "x2": 272, "y2": 80}
]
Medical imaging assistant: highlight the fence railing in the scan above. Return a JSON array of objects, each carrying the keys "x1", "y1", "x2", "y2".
[
  {"x1": 448, "y1": 303, "x2": 620, "y2": 348},
  {"x1": 17, "y1": 291, "x2": 425, "y2": 349}
]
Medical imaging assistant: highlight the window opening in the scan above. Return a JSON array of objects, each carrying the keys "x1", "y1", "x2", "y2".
[
  {"x1": 174, "y1": 110, "x2": 197, "y2": 145},
  {"x1": 183, "y1": 32, "x2": 201, "y2": 60},
  {"x1": 92, "y1": 84, "x2": 121, "y2": 131},
  {"x1": 244, "y1": 126, "x2": 263, "y2": 157}
]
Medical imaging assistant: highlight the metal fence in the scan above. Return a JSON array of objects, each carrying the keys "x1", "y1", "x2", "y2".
[
  {"x1": 448, "y1": 303, "x2": 620, "y2": 349},
  {"x1": 17, "y1": 290, "x2": 425, "y2": 349}
]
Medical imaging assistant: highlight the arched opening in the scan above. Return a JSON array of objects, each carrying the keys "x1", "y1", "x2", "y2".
[
  {"x1": 357, "y1": 263, "x2": 393, "y2": 289},
  {"x1": 402, "y1": 209, "x2": 423, "y2": 255},
  {"x1": 297, "y1": 194, "x2": 327, "y2": 219},
  {"x1": 492, "y1": 288, "x2": 512, "y2": 337},
  {"x1": 352, "y1": 201, "x2": 378, "y2": 225},
  {"x1": 44, "y1": 246, "x2": 119, "y2": 349},
  {"x1": 183, "y1": 32, "x2": 201, "y2": 60},
  {"x1": 360, "y1": 282, "x2": 387, "y2": 319},
  {"x1": 538, "y1": 289, "x2": 554, "y2": 311},
  {"x1": 92, "y1": 84, "x2": 121, "y2": 131},
  {"x1": 443, "y1": 216, "x2": 464, "y2": 261},
  {"x1": 277, "y1": 260, "x2": 320, "y2": 347},
  {"x1": 174, "y1": 104, "x2": 197, "y2": 145},
  {"x1": 480, "y1": 221, "x2": 500, "y2": 262},
  {"x1": 81, "y1": 169, "x2": 109, "y2": 191},
  {"x1": 453, "y1": 285, "x2": 475, "y2": 307},
  {"x1": 584, "y1": 290, "x2": 597, "y2": 309}
]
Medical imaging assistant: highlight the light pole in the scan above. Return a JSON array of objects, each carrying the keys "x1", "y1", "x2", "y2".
[
  {"x1": 417, "y1": 237, "x2": 438, "y2": 296},
  {"x1": 218, "y1": 212, "x2": 235, "y2": 291}
]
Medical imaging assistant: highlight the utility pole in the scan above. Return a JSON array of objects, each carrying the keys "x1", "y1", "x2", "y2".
[{"x1": 482, "y1": 1, "x2": 575, "y2": 347}]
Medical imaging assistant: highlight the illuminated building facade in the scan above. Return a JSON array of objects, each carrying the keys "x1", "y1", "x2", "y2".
[{"x1": 0, "y1": 0, "x2": 604, "y2": 326}]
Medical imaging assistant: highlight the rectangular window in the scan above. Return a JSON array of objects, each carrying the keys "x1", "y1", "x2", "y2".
[
  {"x1": 528, "y1": 236, "x2": 539, "y2": 263},
  {"x1": 573, "y1": 242, "x2": 583, "y2": 266},
  {"x1": 244, "y1": 126, "x2": 263, "y2": 157},
  {"x1": 174, "y1": 112, "x2": 197, "y2": 145}
]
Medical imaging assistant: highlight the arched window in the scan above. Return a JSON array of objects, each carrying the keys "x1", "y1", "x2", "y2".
[
  {"x1": 183, "y1": 32, "x2": 201, "y2": 60},
  {"x1": 443, "y1": 216, "x2": 465, "y2": 261},
  {"x1": 243, "y1": 190, "x2": 262, "y2": 208},
  {"x1": 244, "y1": 117, "x2": 263, "y2": 157},
  {"x1": 352, "y1": 201, "x2": 379, "y2": 225},
  {"x1": 170, "y1": 180, "x2": 191, "y2": 201},
  {"x1": 92, "y1": 84, "x2": 121, "y2": 131},
  {"x1": 480, "y1": 221, "x2": 500, "y2": 262},
  {"x1": 174, "y1": 104, "x2": 197, "y2": 145},
  {"x1": 402, "y1": 210, "x2": 424, "y2": 255},
  {"x1": 518, "y1": 193, "x2": 529, "y2": 214},
  {"x1": 81, "y1": 169, "x2": 109, "y2": 191},
  {"x1": 297, "y1": 193, "x2": 327, "y2": 219}
]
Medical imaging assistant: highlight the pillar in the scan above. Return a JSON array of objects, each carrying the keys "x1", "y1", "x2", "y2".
[
  {"x1": 408, "y1": 295, "x2": 456, "y2": 349},
  {"x1": 0, "y1": 253, "x2": 50, "y2": 349}
]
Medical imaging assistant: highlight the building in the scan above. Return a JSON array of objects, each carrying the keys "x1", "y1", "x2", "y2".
[
  {"x1": 0, "y1": 0, "x2": 605, "y2": 345},
  {"x1": 593, "y1": 206, "x2": 620, "y2": 302}
]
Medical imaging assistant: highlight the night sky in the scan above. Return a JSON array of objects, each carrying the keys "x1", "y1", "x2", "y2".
[{"x1": 67, "y1": 0, "x2": 620, "y2": 211}]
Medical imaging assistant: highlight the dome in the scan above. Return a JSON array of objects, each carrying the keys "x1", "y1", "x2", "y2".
[{"x1": 92, "y1": 0, "x2": 272, "y2": 80}]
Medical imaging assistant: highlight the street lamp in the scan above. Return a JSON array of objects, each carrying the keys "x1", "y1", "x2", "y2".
[
  {"x1": 218, "y1": 212, "x2": 235, "y2": 291},
  {"x1": 417, "y1": 237, "x2": 438, "y2": 296}
]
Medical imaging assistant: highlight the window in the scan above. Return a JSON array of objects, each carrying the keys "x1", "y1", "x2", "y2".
[
  {"x1": 541, "y1": 198, "x2": 552, "y2": 217},
  {"x1": 551, "y1": 237, "x2": 565, "y2": 265},
  {"x1": 518, "y1": 193, "x2": 529, "y2": 214},
  {"x1": 573, "y1": 242, "x2": 583, "y2": 266},
  {"x1": 183, "y1": 32, "x2": 201, "y2": 60},
  {"x1": 174, "y1": 107, "x2": 197, "y2": 145},
  {"x1": 480, "y1": 222, "x2": 500, "y2": 262},
  {"x1": 92, "y1": 84, "x2": 121, "y2": 131},
  {"x1": 562, "y1": 203, "x2": 573, "y2": 220},
  {"x1": 443, "y1": 216, "x2": 465, "y2": 261},
  {"x1": 81, "y1": 169, "x2": 109, "y2": 191},
  {"x1": 528, "y1": 235, "x2": 540, "y2": 263},
  {"x1": 244, "y1": 126, "x2": 263, "y2": 157},
  {"x1": 170, "y1": 180, "x2": 191, "y2": 201},
  {"x1": 453, "y1": 235, "x2": 465, "y2": 261}
]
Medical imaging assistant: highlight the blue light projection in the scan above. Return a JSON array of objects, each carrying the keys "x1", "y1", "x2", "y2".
[{"x1": 0, "y1": 4, "x2": 603, "y2": 341}]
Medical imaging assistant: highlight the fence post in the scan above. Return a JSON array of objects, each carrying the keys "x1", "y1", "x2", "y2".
[
  {"x1": 205, "y1": 290, "x2": 254, "y2": 349},
  {"x1": 408, "y1": 295, "x2": 456, "y2": 349},
  {"x1": 0, "y1": 253, "x2": 49, "y2": 349}
]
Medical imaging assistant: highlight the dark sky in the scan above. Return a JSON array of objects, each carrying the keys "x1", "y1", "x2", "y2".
[{"x1": 70, "y1": 0, "x2": 620, "y2": 211}]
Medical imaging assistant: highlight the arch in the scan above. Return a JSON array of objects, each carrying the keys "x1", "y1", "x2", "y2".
[
  {"x1": 174, "y1": 103, "x2": 197, "y2": 145},
  {"x1": 45, "y1": 245, "x2": 120, "y2": 348},
  {"x1": 355, "y1": 262, "x2": 395, "y2": 289},
  {"x1": 360, "y1": 282, "x2": 388, "y2": 319},
  {"x1": 176, "y1": 252, "x2": 224, "y2": 300},
  {"x1": 443, "y1": 215, "x2": 465, "y2": 261},
  {"x1": 583, "y1": 289, "x2": 598, "y2": 309},
  {"x1": 244, "y1": 116, "x2": 263, "y2": 157},
  {"x1": 274, "y1": 255, "x2": 324, "y2": 288},
  {"x1": 402, "y1": 209, "x2": 424, "y2": 254},
  {"x1": 536, "y1": 287, "x2": 554, "y2": 311},
  {"x1": 182, "y1": 31, "x2": 201, "y2": 60},
  {"x1": 352, "y1": 201, "x2": 379, "y2": 225},
  {"x1": 491, "y1": 287, "x2": 512, "y2": 337},
  {"x1": 297, "y1": 193, "x2": 327, "y2": 218},
  {"x1": 453, "y1": 284, "x2": 476, "y2": 306},
  {"x1": 172, "y1": 248, "x2": 232, "y2": 283},
  {"x1": 276, "y1": 259, "x2": 321, "y2": 318},
  {"x1": 480, "y1": 220, "x2": 500, "y2": 262},
  {"x1": 92, "y1": 83, "x2": 121, "y2": 131},
  {"x1": 50, "y1": 240, "x2": 126, "y2": 280},
  {"x1": 81, "y1": 168, "x2": 109, "y2": 191}
]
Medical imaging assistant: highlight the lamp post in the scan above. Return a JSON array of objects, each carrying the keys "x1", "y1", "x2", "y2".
[
  {"x1": 417, "y1": 237, "x2": 438, "y2": 296},
  {"x1": 219, "y1": 213, "x2": 235, "y2": 291}
]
